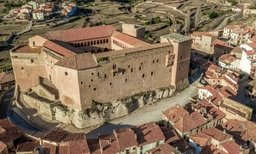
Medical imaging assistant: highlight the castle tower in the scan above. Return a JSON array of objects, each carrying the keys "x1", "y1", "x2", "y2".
[
  {"x1": 122, "y1": 24, "x2": 146, "y2": 39},
  {"x1": 160, "y1": 33, "x2": 192, "y2": 90}
]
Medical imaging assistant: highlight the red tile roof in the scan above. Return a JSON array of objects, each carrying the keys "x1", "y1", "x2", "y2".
[
  {"x1": 55, "y1": 52, "x2": 98, "y2": 70},
  {"x1": 61, "y1": 133, "x2": 90, "y2": 154},
  {"x1": 224, "y1": 25, "x2": 235, "y2": 30},
  {"x1": 0, "y1": 119, "x2": 19, "y2": 134},
  {"x1": 146, "y1": 143, "x2": 177, "y2": 154},
  {"x1": 247, "y1": 43, "x2": 256, "y2": 49},
  {"x1": 201, "y1": 144, "x2": 228, "y2": 154},
  {"x1": 99, "y1": 134, "x2": 119, "y2": 154},
  {"x1": 0, "y1": 141, "x2": 6, "y2": 153},
  {"x1": 114, "y1": 128, "x2": 138, "y2": 151},
  {"x1": 15, "y1": 45, "x2": 42, "y2": 53},
  {"x1": 163, "y1": 104, "x2": 189, "y2": 123},
  {"x1": 231, "y1": 46, "x2": 243, "y2": 54},
  {"x1": 219, "y1": 54, "x2": 237, "y2": 64},
  {"x1": 220, "y1": 140, "x2": 243, "y2": 154},
  {"x1": 42, "y1": 142, "x2": 57, "y2": 154},
  {"x1": 160, "y1": 127, "x2": 180, "y2": 144},
  {"x1": 42, "y1": 131, "x2": 68, "y2": 143},
  {"x1": 249, "y1": 37, "x2": 256, "y2": 43},
  {"x1": 189, "y1": 131, "x2": 211, "y2": 147},
  {"x1": 16, "y1": 141, "x2": 39, "y2": 152},
  {"x1": 211, "y1": 39, "x2": 234, "y2": 51},
  {"x1": 87, "y1": 138, "x2": 100, "y2": 154},
  {"x1": 43, "y1": 25, "x2": 116, "y2": 42},
  {"x1": 193, "y1": 100, "x2": 226, "y2": 121},
  {"x1": 112, "y1": 31, "x2": 149, "y2": 47},
  {"x1": 132, "y1": 122, "x2": 165, "y2": 147},
  {"x1": 0, "y1": 72, "x2": 14, "y2": 84},
  {"x1": 173, "y1": 111, "x2": 206, "y2": 133},
  {"x1": 33, "y1": 10, "x2": 43, "y2": 13},
  {"x1": 201, "y1": 127, "x2": 231, "y2": 142},
  {"x1": 222, "y1": 119, "x2": 256, "y2": 144},
  {"x1": 245, "y1": 50, "x2": 256, "y2": 55},
  {"x1": 208, "y1": 64, "x2": 221, "y2": 72},
  {"x1": 43, "y1": 40, "x2": 82, "y2": 57}
]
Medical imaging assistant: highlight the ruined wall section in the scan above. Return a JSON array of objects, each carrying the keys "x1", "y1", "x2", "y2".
[{"x1": 78, "y1": 45, "x2": 175, "y2": 110}]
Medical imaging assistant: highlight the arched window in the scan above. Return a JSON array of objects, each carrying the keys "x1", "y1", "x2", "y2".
[
  {"x1": 88, "y1": 42, "x2": 90, "y2": 46},
  {"x1": 91, "y1": 41, "x2": 93, "y2": 45},
  {"x1": 94, "y1": 41, "x2": 96, "y2": 45},
  {"x1": 97, "y1": 40, "x2": 99, "y2": 44},
  {"x1": 100, "y1": 40, "x2": 103, "y2": 44},
  {"x1": 97, "y1": 49, "x2": 102, "y2": 52},
  {"x1": 106, "y1": 39, "x2": 108, "y2": 43},
  {"x1": 104, "y1": 48, "x2": 109, "y2": 52}
]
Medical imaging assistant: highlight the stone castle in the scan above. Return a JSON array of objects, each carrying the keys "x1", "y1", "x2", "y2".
[{"x1": 10, "y1": 25, "x2": 192, "y2": 128}]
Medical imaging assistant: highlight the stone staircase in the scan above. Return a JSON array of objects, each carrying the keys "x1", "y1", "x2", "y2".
[{"x1": 39, "y1": 77, "x2": 59, "y2": 100}]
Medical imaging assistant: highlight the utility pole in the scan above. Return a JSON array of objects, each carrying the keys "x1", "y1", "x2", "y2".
[
  {"x1": 195, "y1": 5, "x2": 201, "y2": 28},
  {"x1": 184, "y1": 10, "x2": 191, "y2": 34}
]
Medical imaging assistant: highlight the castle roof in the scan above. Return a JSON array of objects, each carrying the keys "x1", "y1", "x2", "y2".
[
  {"x1": 43, "y1": 40, "x2": 83, "y2": 56},
  {"x1": 42, "y1": 25, "x2": 116, "y2": 42},
  {"x1": 55, "y1": 52, "x2": 98, "y2": 70},
  {"x1": 95, "y1": 43, "x2": 171, "y2": 59},
  {"x1": 112, "y1": 31, "x2": 149, "y2": 47}
]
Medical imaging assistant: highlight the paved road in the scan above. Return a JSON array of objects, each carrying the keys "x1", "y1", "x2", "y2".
[
  {"x1": 214, "y1": 13, "x2": 241, "y2": 30},
  {"x1": 0, "y1": 88, "x2": 14, "y2": 119}
]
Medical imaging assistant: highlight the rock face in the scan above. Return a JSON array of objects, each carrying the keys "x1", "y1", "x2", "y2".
[
  {"x1": 15, "y1": 86, "x2": 175, "y2": 129},
  {"x1": 54, "y1": 87, "x2": 176, "y2": 128}
]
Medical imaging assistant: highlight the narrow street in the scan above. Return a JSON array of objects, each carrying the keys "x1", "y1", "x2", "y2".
[
  {"x1": 214, "y1": 13, "x2": 241, "y2": 30},
  {"x1": 0, "y1": 88, "x2": 14, "y2": 119}
]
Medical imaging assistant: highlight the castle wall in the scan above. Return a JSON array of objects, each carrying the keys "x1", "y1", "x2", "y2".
[
  {"x1": 161, "y1": 38, "x2": 192, "y2": 90},
  {"x1": 11, "y1": 51, "x2": 46, "y2": 92},
  {"x1": 77, "y1": 45, "x2": 174, "y2": 109},
  {"x1": 22, "y1": 93, "x2": 54, "y2": 120},
  {"x1": 54, "y1": 65, "x2": 81, "y2": 110},
  {"x1": 41, "y1": 49, "x2": 62, "y2": 88}
]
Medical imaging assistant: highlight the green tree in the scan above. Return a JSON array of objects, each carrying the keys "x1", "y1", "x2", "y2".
[
  {"x1": 227, "y1": 18, "x2": 232, "y2": 24},
  {"x1": 151, "y1": 17, "x2": 161, "y2": 24},
  {"x1": 165, "y1": 19, "x2": 170, "y2": 25},
  {"x1": 231, "y1": 1, "x2": 238, "y2": 6},
  {"x1": 209, "y1": 11, "x2": 218, "y2": 19},
  {"x1": 144, "y1": 33, "x2": 150, "y2": 39},
  {"x1": 219, "y1": 10, "x2": 225, "y2": 15}
]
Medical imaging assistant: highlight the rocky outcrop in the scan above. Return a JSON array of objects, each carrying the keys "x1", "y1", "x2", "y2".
[{"x1": 54, "y1": 87, "x2": 176, "y2": 128}]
